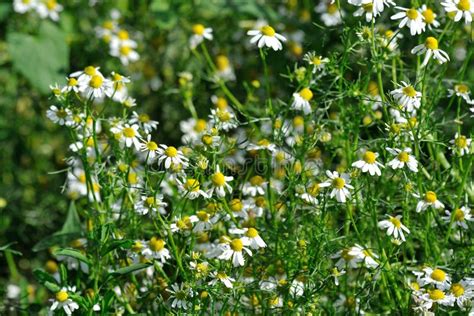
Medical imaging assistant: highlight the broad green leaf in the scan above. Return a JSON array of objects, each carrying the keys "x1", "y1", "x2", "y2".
[
  {"x1": 100, "y1": 239, "x2": 134, "y2": 257},
  {"x1": 54, "y1": 248, "x2": 90, "y2": 265},
  {"x1": 110, "y1": 263, "x2": 151, "y2": 275},
  {"x1": 60, "y1": 202, "x2": 81, "y2": 234}
]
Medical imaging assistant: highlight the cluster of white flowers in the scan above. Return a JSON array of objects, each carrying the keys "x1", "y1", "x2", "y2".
[{"x1": 14, "y1": 0, "x2": 63, "y2": 21}]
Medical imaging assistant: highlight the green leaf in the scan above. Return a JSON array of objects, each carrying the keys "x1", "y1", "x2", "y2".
[
  {"x1": 0, "y1": 3, "x2": 11, "y2": 22},
  {"x1": 44, "y1": 281, "x2": 61, "y2": 293},
  {"x1": 100, "y1": 239, "x2": 134, "y2": 257},
  {"x1": 60, "y1": 202, "x2": 81, "y2": 234},
  {"x1": 33, "y1": 269, "x2": 58, "y2": 286},
  {"x1": 7, "y1": 21, "x2": 69, "y2": 94},
  {"x1": 110, "y1": 263, "x2": 151, "y2": 276},
  {"x1": 0, "y1": 242, "x2": 22, "y2": 255},
  {"x1": 54, "y1": 248, "x2": 90, "y2": 265}
]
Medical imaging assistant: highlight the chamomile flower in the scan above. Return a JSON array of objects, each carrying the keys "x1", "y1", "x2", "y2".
[
  {"x1": 411, "y1": 37, "x2": 449, "y2": 67},
  {"x1": 36, "y1": 0, "x2": 63, "y2": 21},
  {"x1": 415, "y1": 191, "x2": 444, "y2": 213},
  {"x1": 218, "y1": 237, "x2": 252, "y2": 267},
  {"x1": 247, "y1": 25, "x2": 286, "y2": 51},
  {"x1": 189, "y1": 24, "x2": 213, "y2": 49},
  {"x1": 319, "y1": 170, "x2": 354, "y2": 203},
  {"x1": 189, "y1": 210, "x2": 218, "y2": 232},
  {"x1": 390, "y1": 81, "x2": 421, "y2": 112},
  {"x1": 441, "y1": 0, "x2": 474, "y2": 24},
  {"x1": 78, "y1": 71, "x2": 114, "y2": 99},
  {"x1": 331, "y1": 267, "x2": 347, "y2": 286},
  {"x1": 176, "y1": 178, "x2": 209, "y2": 199},
  {"x1": 303, "y1": 52, "x2": 329, "y2": 73},
  {"x1": 110, "y1": 40, "x2": 139, "y2": 65},
  {"x1": 331, "y1": 247, "x2": 359, "y2": 269},
  {"x1": 208, "y1": 165, "x2": 233, "y2": 198},
  {"x1": 416, "y1": 289, "x2": 455, "y2": 310},
  {"x1": 442, "y1": 206, "x2": 473, "y2": 229},
  {"x1": 215, "y1": 55, "x2": 235, "y2": 81},
  {"x1": 209, "y1": 108, "x2": 238, "y2": 131},
  {"x1": 242, "y1": 175, "x2": 267, "y2": 197},
  {"x1": 209, "y1": 271, "x2": 235, "y2": 289},
  {"x1": 142, "y1": 237, "x2": 171, "y2": 263},
  {"x1": 140, "y1": 135, "x2": 159, "y2": 161},
  {"x1": 135, "y1": 194, "x2": 167, "y2": 216},
  {"x1": 391, "y1": 7, "x2": 425, "y2": 36},
  {"x1": 450, "y1": 280, "x2": 474, "y2": 308},
  {"x1": 348, "y1": 244, "x2": 379, "y2": 268},
  {"x1": 419, "y1": 267, "x2": 451, "y2": 289},
  {"x1": 386, "y1": 147, "x2": 418, "y2": 172},
  {"x1": 450, "y1": 133, "x2": 471, "y2": 156},
  {"x1": 117, "y1": 124, "x2": 142, "y2": 150},
  {"x1": 420, "y1": 5, "x2": 440, "y2": 30},
  {"x1": 378, "y1": 215, "x2": 410, "y2": 241},
  {"x1": 351, "y1": 150, "x2": 384, "y2": 176},
  {"x1": 14, "y1": 0, "x2": 37, "y2": 14},
  {"x1": 241, "y1": 227, "x2": 267, "y2": 250},
  {"x1": 50, "y1": 286, "x2": 79, "y2": 315},
  {"x1": 131, "y1": 112, "x2": 159, "y2": 134},
  {"x1": 448, "y1": 83, "x2": 474, "y2": 104},
  {"x1": 166, "y1": 283, "x2": 194, "y2": 310},
  {"x1": 299, "y1": 183, "x2": 321, "y2": 205},
  {"x1": 246, "y1": 139, "x2": 277, "y2": 152},
  {"x1": 157, "y1": 145, "x2": 189, "y2": 169},
  {"x1": 291, "y1": 88, "x2": 314, "y2": 114},
  {"x1": 315, "y1": 1, "x2": 345, "y2": 26},
  {"x1": 46, "y1": 105, "x2": 73, "y2": 126},
  {"x1": 61, "y1": 77, "x2": 80, "y2": 93}
]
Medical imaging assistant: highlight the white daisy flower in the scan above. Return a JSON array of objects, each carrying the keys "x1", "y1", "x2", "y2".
[
  {"x1": 303, "y1": 52, "x2": 329, "y2": 73},
  {"x1": 419, "y1": 267, "x2": 451, "y2": 290},
  {"x1": 176, "y1": 178, "x2": 209, "y2": 200},
  {"x1": 166, "y1": 283, "x2": 194, "y2": 310},
  {"x1": 352, "y1": 150, "x2": 384, "y2": 176},
  {"x1": 441, "y1": 0, "x2": 474, "y2": 24},
  {"x1": 61, "y1": 77, "x2": 80, "y2": 93},
  {"x1": 242, "y1": 175, "x2": 267, "y2": 197},
  {"x1": 420, "y1": 5, "x2": 441, "y2": 30},
  {"x1": 331, "y1": 247, "x2": 360, "y2": 269},
  {"x1": 170, "y1": 216, "x2": 197, "y2": 233},
  {"x1": 450, "y1": 133, "x2": 471, "y2": 156},
  {"x1": 36, "y1": 0, "x2": 63, "y2": 21},
  {"x1": 130, "y1": 112, "x2": 159, "y2": 134},
  {"x1": 386, "y1": 147, "x2": 418, "y2": 172},
  {"x1": 291, "y1": 88, "x2": 313, "y2": 114},
  {"x1": 319, "y1": 170, "x2": 354, "y2": 203},
  {"x1": 450, "y1": 280, "x2": 474, "y2": 308},
  {"x1": 110, "y1": 40, "x2": 139, "y2": 65},
  {"x1": 50, "y1": 286, "x2": 79, "y2": 315},
  {"x1": 215, "y1": 55, "x2": 235, "y2": 81},
  {"x1": 348, "y1": 244, "x2": 379, "y2": 269},
  {"x1": 415, "y1": 191, "x2": 444, "y2": 213},
  {"x1": 218, "y1": 237, "x2": 252, "y2": 267},
  {"x1": 411, "y1": 37, "x2": 449, "y2": 67},
  {"x1": 246, "y1": 139, "x2": 277, "y2": 152},
  {"x1": 140, "y1": 134, "x2": 159, "y2": 161},
  {"x1": 209, "y1": 271, "x2": 235, "y2": 289},
  {"x1": 299, "y1": 183, "x2": 321, "y2": 205},
  {"x1": 141, "y1": 237, "x2": 171, "y2": 264},
  {"x1": 390, "y1": 81, "x2": 421, "y2": 112},
  {"x1": 442, "y1": 206, "x2": 473, "y2": 230},
  {"x1": 135, "y1": 194, "x2": 167, "y2": 216},
  {"x1": 208, "y1": 165, "x2": 233, "y2": 198},
  {"x1": 189, "y1": 24, "x2": 213, "y2": 49},
  {"x1": 209, "y1": 108, "x2": 238, "y2": 131},
  {"x1": 157, "y1": 145, "x2": 189, "y2": 169},
  {"x1": 415, "y1": 289, "x2": 455, "y2": 310},
  {"x1": 46, "y1": 105, "x2": 73, "y2": 126},
  {"x1": 78, "y1": 71, "x2": 114, "y2": 99},
  {"x1": 391, "y1": 7, "x2": 425, "y2": 36},
  {"x1": 117, "y1": 124, "x2": 142, "y2": 150},
  {"x1": 448, "y1": 83, "x2": 474, "y2": 104},
  {"x1": 315, "y1": 2, "x2": 345, "y2": 26},
  {"x1": 247, "y1": 25, "x2": 286, "y2": 51},
  {"x1": 378, "y1": 215, "x2": 410, "y2": 242},
  {"x1": 14, "y1": 0, "x2": 37, "y2": 13},
  {"x1": 241, "y1": 227, "x2": 266, "y2": 250},
  {"x1": 189, "y1": 210, "x2": 218, "y2": 232}
]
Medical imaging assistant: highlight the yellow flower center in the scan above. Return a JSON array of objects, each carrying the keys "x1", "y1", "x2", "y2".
[
  {"x1": 149, "y1": 237, "x2": 165, "y2": 252},
  {"x1": 428, "y1": 289, "x2": 445, "y2": 301},
  {"x1": 455, "y1": 135, "x2": 468, "y2": 148},
  {"x1": 192, "y1": 24, "x2": 205, "y2": 35},
  {"x1": 184, "y1": 179, "x2": 200, "y2": 192},
  {"x1": 312, "y1": 56, "x2": 322, "y2": 65},
  {"x1": 308, "y1": 183, "x2": 320, "y2": 196},
  {"x1": 424, "y1": 191, "x2": 437, "y2": 203},
  {"x1": 327, "y1": 3, "x2": 338, "y2": 14},
  {"x1": 84, "y1": 66, "x2": 96, "y2": 76},
  {"x1": 229, "y1": 199, "x2": 243, "y2": 212},
  {"x1": 46, "y1": 0, "x2": 57, "y2": 10},
  {"x1": 212, "y1": 172, "x2": 226, "y2": 187},
  {"x1": 332, "y1": 177, "x2": 345, "y2": 189},
  {"x1": 123, "y1": 127, "x2": 135, "y2": 138},
  {"x1": 363, "y1": 151, "x2": 376, "y2": 164},
  {"x1": 425, "y1": 37, "x2": 438, "y2": 50},
  {"x1": 177, "y1": 216, "x2": 192, "y2": 230},
  {"x1": 67, "y1": 78, "x2": 78, "y2": 87},
  {"x1": 145, "y1": 196, "x2": 155, "y2": 206},
  {"x1": 196, "y1": 210, "x2": 209, "y2": 221},
  {"x1": 246, "y1": 228, "x2": 259, "y2": 238},
  {"x1": 458, "y1": 0, "x2": 471, "y2": 11},
  {"x1": 117, "y1": 30, "x2": 129, "y2": 40},
  {"x1": 402, "y1": 86, "x2": 417, "y2": 97},
  {"x1": 260, "y1": 25, "x2": 276, "y2": 36},
  {"x1": 132, "y1": 241, "x2": 143, "y2": 252},
  {"x1": 363, "y1": 2, "x2": 373, "y2": 12},
  {"x1": 454, "y1": 209, "x2": 465, "y2": 221},
  {"x1": 128, "y1": 172, "x2": 137, "y2": 185},
  {"x1": 406, "y1": 8, "x2": 419, "y2": 20},
  {"x1": 368, "y1": 81, "x2": 379, "y2": 96},
  {"x1": 56, "y1": 109, "x2": 67, "y2": 118},
  {"x1": 165, "y1": 146, "x2": 178, "y2": 157},
  {"x1": 455, "y1": 84, "x2": 469, "y2": 94},
  {"x1": 217, "y1": 272, "x2": 228, "y2": 280},
  {"x1": 146, "y1": 141, "x2": 158, "y2": 151},
  {"x1": 78, "y1": 173, "x2": 86, "y2": 184},
  {"x1": 398, "y1": 151, "x2": 410, "y2": 162},
  {"x1": 103, "y1": 20, "x2": 113, "y2": 30},
  {"x1": 217, "y1": 110, "x2": 231, "y2": 122},
  {"x1": 451, "y1": 283, "x2": 465, "y2": 297},
  {"x1": 389, "y1": 217, "x2": 402, "y2": 228},
  {"x1": 194, "y1": 119, "x2": 207, "y2": 132},
  {"x1": 249, "y1": 175, "x2": 264, "y2": 186},
  {"x1": 216, "y1": 55, "x2": 230, "y2": 70},
  {"x1": 230, "y1": 238, "x2": 243, "y2": 251},
  {"x1": 341, "y1": 248, "x2": 354, "y2": 261},
  {"x1": 55, "y1": 291, "x2": 68, "y2": 302},
  {"x1": 430, "y1": 268, "x2": 446, "y2": 282},
  {"x1": 89, "y1": 75, "x2": 103, "y2": 88},
  {"x1": 422, "y1": 8, "x2": 435, "y2": 23},
  {"x1": 119, "y1": 45, "x2": 132, "y2": 56},
  {"x1": 293, "y1": 116, "x2": 304, "y2": 127},
  {"x1": 299, "y1": 88, "x2": 313, "y2": 101}
]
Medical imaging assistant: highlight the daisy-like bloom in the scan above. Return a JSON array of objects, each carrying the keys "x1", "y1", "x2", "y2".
[
  {"x1": 391, "y1": 7, "x2": 425, "y2": 36},
  {"x1": 110, "y1": 40, "x2": 139, "y2": 65},
  {"x1": 315, "y1": 1, "x2": 345, "y2": 27},
  {"x1": 415, "y1": 289, "x2": 455, "y2": 311},
  {"x1": 135, "y1": 194, "x2": 167, "y2": 216},
  {"x1": 386, "y1": 147, "x2": 418, "y2": 172},
  {"x1": 416, "y1": 191, "x2": 444, "y2": 213},
  {"x1": 170, "y1": 216, "x2": 197, "y2": 233},
  {"x1": 411, "y1": 37, "x2": 449, "y2": 67},
  {"x1": 140, "y1": 135, "x2": 159, "y2": 161},
  {"x1": 242, "y1": 175, "x2": 267, "y2": 197},
  {"x1": 209, "y1": 271, "x2": 235, "y2": 289},
  {"x1": 390, "y1": 82, "x2": 421, "y2": 112},
  {"x1": 448, "y1": 83, "x2": 474, "y2": 104},
  {"x1": 352, "y1": 150, "x2": 384, "y2": 176},
  {"x1": 14, "y1": 0, "x2": 37, "y2": 14},
  {"x1": 419, "y1": 267, "x2": 451, "y2": 289},
  {"x1": 117, "y1": 124, "x2": 142, "y2": 150},
  {"x1": 176, "y1": 178, "x2": 209, "y2": 199},
  {"x1": 246, "y1": 139, "x2": 277, "y2": 152},
  {"x1": 166, "y1": 283, "x2": 194, "y2": 310},
  {"x1": 442, "y1": 206, "x2": 473, "y2": 229},
  {"x1": 441, "y1": 0, "x2": 474, "y2": 24},
  {"x1": 348, "y1": 244, "x2": 379, "y2": 269},
  {"x1": 420, "y1": 5, "x2": 440, "y2": 30},
  {"x1": 130, "y1": 112, "x2": 159, "y2": 134},
  {"x1": 219, "y1": 237, "x2": 252, "y2": 267},
  {"x1": 189, "y1": 24, "x2": 213, "y2": 49},
  {"x1": 141, "y1": 237, "x2": 171, "y2": 264},
  {"x1": 450, "y1": 133, "x2": 471, "y2": 156},
  {"x1": 70, "y1": 66, "x2": 100, "y2": 84},
  {"x1": 46, "y1": 105, "x2": 73, "y2": 126},
  {"x1": 331, "y1": 267, "x2": 346, "y2": 286},
  {"x1": 241, "y1": 227, "x2": 266, "y2": 250},
  {"x1": 189, "y1": 210, "x2": 218, "y2": 232},
  {"x1": 291, "y1": 88, "x2": 313, "y2": 114},
  {"x1": 299, "y1": 183, "x2": 321, "y2": 205},
  {"x1": 61, "y1": 77, "x2": 80, "y2": 94},
  {"x1": 157, "y1": 145, "x2": 189, "y2": 169},
  {"x1": 78, "y1": 71, "x2": 114, "y2": 99},
  {"x1": 349, "y1": 0, "x2": 394, "y2": 17},
  {"x1": 303, "y1": 52, "x2": 329, "y2": 74},
  {"x1": 50, "y1": 286, "x2": 79, "y2": 315},
  {"x1": 378, "y1": 215, "x2": 410, "y2": 242},
  {"x1": 247, "y1": 25, "x2": 286, "y2": 51},
  {"x1": 450, "y1": 280, "x2": 474, "y2": 308},
  {"x1": 209, "y1": 108, "x2": 238, "y2": 131},
  {"x1": 319, "y1": 170, "x2": 354, "y2": 203},
  {"x1": 331, "y1": 247, "x2": 360, "y2": 269},
  {"x1": 36, "y1": 0, "x2": 63, "y2": 21},
  {"x1": 215, "y1": 55, "x2": 235, "y2": 81},
  {"x1": 353, "y1": 1, "x2": 378, "y2": 22},
  {"x1": 208, "y1": 165, "x2": 233, "y2": 198}
]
